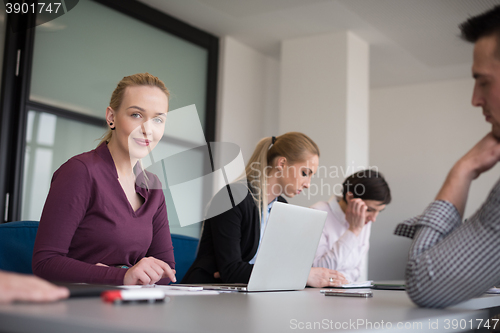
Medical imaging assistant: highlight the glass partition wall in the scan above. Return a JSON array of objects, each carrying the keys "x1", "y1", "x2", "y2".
[{"x1": 0, "y1": 0, "x2": 218, "y2": 238}]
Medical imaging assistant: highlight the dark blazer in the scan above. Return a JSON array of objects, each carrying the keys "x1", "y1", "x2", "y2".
[{"x1": 182, "y1": 183, "x2": 287, "y2": 284}]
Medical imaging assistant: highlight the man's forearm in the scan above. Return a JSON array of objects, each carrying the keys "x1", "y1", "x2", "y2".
[
  {"x1": 436, "y1": 133, "x2": 500, "y2": 216},
  {"x1": 435, "y1": 161, "x2": 474, "y2": 217}
]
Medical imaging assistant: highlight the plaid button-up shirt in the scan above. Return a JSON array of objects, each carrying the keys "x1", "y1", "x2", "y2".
[{"x1": 394, "y1": 179, "x2": 500, "y2": 308}]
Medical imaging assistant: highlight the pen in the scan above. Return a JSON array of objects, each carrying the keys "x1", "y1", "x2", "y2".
[{"x1": 101, "y1": 289, "x2": 166, "y2": 304}]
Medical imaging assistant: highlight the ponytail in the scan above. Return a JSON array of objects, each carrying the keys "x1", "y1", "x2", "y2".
[{"x1": 244, "y1": 132, "x2": 320, "y2": 220}]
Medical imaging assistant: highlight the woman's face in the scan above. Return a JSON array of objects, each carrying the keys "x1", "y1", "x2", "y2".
[
  {"x1": 106, "y1": 85, "x2": 168, "y2": 160},
  {"x1": 274, "y1": 154, "x2": 319, "y2": 198},
  {"x1": 362, "y1": 199, "x2": 386, "y2": 224}
]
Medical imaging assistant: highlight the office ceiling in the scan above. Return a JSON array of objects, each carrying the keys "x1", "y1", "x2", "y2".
[{"x1": 139, "y1": 0, "x2": 500, "y2": 88}]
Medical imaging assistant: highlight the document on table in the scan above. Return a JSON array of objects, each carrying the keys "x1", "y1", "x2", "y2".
[
  {"x1": 331, "y1": 280, "x2": 373, "y2": 288},
  {"x1": 486, "y1": 287, "x2": 500, "y2": 294},
  {"x1": 118, "y1": 285, "x2": 220, "y2": 295}
]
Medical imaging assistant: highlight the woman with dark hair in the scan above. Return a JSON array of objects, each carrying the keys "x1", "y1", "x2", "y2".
[{"x1": 311, "y1": 170, "x2": 391, "y2": 282}]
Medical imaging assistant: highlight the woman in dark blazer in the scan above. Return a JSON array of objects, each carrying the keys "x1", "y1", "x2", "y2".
[{"x1": 182, "y1": 132, "x2": 347, "y2": 287}]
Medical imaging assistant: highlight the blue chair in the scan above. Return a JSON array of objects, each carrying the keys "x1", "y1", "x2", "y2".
[
  {"x1": 0, "y1": 221, "x2": 199, "y2": 281},
  {"x1": 171, "y1": 234, "x2": 199, "y2": 283},
  {"x1": 0, "y1": 221, "x2": 39, "y2": 274}
]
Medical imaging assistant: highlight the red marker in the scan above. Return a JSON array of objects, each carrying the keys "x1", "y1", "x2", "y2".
[{"x1": 102, "y1": 289, "x2": 166, "y2": 304}]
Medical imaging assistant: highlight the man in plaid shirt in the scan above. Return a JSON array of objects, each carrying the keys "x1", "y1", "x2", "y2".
[{"x1": 395, "y1": 5, "x2": 500, "y2": 308}]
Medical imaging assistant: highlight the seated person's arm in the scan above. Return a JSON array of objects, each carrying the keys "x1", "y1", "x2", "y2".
[
  {"x1": 436, "y1": 133, "x2": 500, "y2": 216},
  {"x1": 313, "y1": 230, "x2": 363, "y2": 282},
  {"x1": 210, "y1": 205, "x2": 253, "y2": 283},
  {"x1": 307, "y1": 267, "x2": 347, "y2": 287},
  {"x1": 396, "y1": 133, "x2": 500, "y2": 308},
  {"x1": 404, "y1": 201, "x2": 500, "y2": 308},
  {"x1": 33, "y1": 159, "x2": 129, "y2": 285},
  {"x1": 313, "y1": 196, "x2": 368, "y2": 282},
  {"x1": 0, "y1": 270, "x2": 69, "y2": 303},
  {"x1": 143, "y1": 198, "x2": 176, "y2": 285}
]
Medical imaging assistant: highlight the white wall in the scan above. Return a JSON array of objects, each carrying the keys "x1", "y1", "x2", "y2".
[
  {"x1": 216, "y1": 36, "x2": 498, "y2": 282},
  {"x1": 279, "y1": 32, "x2": 370, "y2": 281},
  {"x1": 369, "y1": 77, "x2": 500, "y2": 280},
  {"x1": 279, "y1": 33, "x2": 346, "y2": 209},
  {"x1": 346, "y1": 33, "x2": 370, "y2": 171},
  {"x1": 217, "y1": 36, "x2": 280, "y2": 163},
  {"x1": 279, "y1": 32, "x2": 372, "y2": 210}
]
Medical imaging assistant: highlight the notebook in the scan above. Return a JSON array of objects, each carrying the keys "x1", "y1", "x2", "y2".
[{"x1": 371, "y1": 280, "x2": 406, "y2": 290}]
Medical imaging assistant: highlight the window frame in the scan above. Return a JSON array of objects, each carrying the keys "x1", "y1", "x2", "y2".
[{"x1": 0, "y1": 0, "x2": 219, "y2": 222}]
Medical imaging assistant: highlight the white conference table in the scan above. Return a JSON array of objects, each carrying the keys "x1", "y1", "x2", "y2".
[{"x1": 1, "y1": 288, "x2": 500, "y2": 333}]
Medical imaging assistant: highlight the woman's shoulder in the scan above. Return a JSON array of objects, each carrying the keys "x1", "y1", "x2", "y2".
[
  {"x1": 212, "y1": 182, "x2": 252, "y2": 204},
  {"x1": 48, "y1": 151, "x2": 100, "y2": 190},
  {"x1": 310, "y1": 200, "x2": 330, "y2": 212},
  {"x1": 70, "y1": 150, "x2": 98, "y2": 166},
  {"x1": 53, "y1": 146, "x2": 108, "y2": 180},
  {"x1": 206, "y1": 182, "x2": 254, "y2": 216},
  {"x1": 277, "y1": 195, "x2": 287, "y2": 204},
  {"x1": 56, "y1": 150, "x2": 95, "y2": 172}
]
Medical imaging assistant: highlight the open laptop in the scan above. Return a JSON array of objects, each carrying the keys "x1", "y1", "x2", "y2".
[{"x1": 189, "y1": 202, "x2": 327, "y2": 292}]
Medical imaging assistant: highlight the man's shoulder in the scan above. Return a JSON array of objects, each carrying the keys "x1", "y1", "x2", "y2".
[{"x1": 490, "y1": 177, "x2": 500, "y2": 193}]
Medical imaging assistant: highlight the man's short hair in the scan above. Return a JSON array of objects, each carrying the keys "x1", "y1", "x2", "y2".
[{"x1": 459, "y1": 5, "x2": 500, "y2": 58}]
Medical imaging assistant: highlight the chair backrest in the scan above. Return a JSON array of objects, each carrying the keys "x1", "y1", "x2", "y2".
[
  {"x1": 0, "y1": 221, "x2": 39, "y2": 274},
  {"x1": 170, "y1": 234, "x2": 199, "y2": 283},
  {"x1": 0, "y1": 222, "x2": 199, "y2": 279}
]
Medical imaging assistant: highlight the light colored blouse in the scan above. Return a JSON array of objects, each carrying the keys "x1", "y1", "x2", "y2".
[
  {"x1": 249, "y1": 198, "x2": 277, "y2": 264},
  {"x1": 311, "y1": 197, "x2": 371, "y2": 282}
]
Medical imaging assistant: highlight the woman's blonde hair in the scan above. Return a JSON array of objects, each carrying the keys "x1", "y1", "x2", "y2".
[
  {"x1": 245, "y1": 132, "x2": 320, "y2": 220},
  {"x1": 98, "y1": 73, "x2": 170, "y2": 146}
]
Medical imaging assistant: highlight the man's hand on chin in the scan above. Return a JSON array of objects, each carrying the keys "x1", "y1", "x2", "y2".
[
  {"x1": 435, "y1": 132, "x2": 500, "y2": 216},
  {"x1": 456, "y1": 132, "x2": 500, "y2": 180}
]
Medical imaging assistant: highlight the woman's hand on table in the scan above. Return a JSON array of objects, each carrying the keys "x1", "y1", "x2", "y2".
[
  {"x1": 123, "y1": 257, "x2": 176, "y2": 285},
  {"x1": 307, "y1": 267, "x2": 348, "y2": 287}
]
